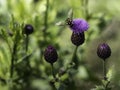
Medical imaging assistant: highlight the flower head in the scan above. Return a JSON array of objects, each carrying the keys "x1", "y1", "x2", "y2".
[
  {"x1": 97, "y1": 43, "x2": 111, "y2": 60},
  {"x1": 71, "y1": 32, "x2": 85, "y2": 46},
  {"x1": 66, "y1": 18, "x2": 89, "y2": 33},
  {"x1": 24, "y1": 24, "x2": 34, "y2": 35},
  {"x1": 44, "y1": 45, "x2": 58, "y2": 64}
]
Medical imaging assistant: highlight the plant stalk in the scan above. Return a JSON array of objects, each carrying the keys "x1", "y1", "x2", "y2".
[
  {"x1": 103, "y1": 60, "x2": 107, "y2": 80},
  {"x1": 84, "y1": 0, "x2": 89, "y2": 20},
  {"x1": 10, "y1": 42, "x2": 17, "y2": 78},
  {"x1": 25, "y1": 35, "x2": 31, "y2": 69},
  {"x1": 71, "y1": 46, "x2": 78, "y2": 63},
  {"x1": 25, "y1": 35, "x2": 29, "y2": 53},
  {"x1": 44, "y1": 0, "x2": 49, "y2": 33},
  {"x1": 51, "y1": 63, "x2": 56, "y2": 79}
]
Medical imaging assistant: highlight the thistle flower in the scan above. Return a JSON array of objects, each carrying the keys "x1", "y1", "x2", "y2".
[
  {"x1": 24, "y1": 24, "x2": 34, "y2": 35},
  {"x1": 44, "y1": 45, "x2": 58, "y2": 64},
  {"x1": 71, "y1": 32, "x2": 85, "y2": 46},
  {"x1": 66, "y1": 18, "x2": 89, "y2": 33},
  {"x1": 97, "y1": 43, "x2": 111, "y2": 60}
]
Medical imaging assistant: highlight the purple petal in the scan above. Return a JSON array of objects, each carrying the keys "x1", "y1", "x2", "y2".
[{"x1": 70, "y1": 18, "x2": 89, "y2": 33}]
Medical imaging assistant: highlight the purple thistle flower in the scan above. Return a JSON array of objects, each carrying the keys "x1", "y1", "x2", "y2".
[{"x1": 66, "y1": 18, "x2": 89, "y2": 33}]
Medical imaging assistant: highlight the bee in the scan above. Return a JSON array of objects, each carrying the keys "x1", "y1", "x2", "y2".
[{"x1": 65, "y1": 18, "x2": 73, "y2": 27}]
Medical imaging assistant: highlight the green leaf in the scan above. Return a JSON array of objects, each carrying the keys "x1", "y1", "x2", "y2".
[
  {"x1": 91, "y1": 85, "x2": 104, "y2": 90},
  {"x1": 106, "y1": 67, "x2": 113, "y2": 81}
]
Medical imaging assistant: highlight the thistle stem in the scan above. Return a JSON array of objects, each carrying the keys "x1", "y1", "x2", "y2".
[
  {"x1": 25, "y1": 35, "x2": 31, "y2": 69},
  {"x1": 72, "y1": 46, "x2": 78, "y2": 61},
  {"x1": 26, "y1": 35, "x2": 29, "y2": 53},
  {"x1": 103, "y1": 60, "x2": 111, "y2": 89},
  {"x1": 50, "y1": 63, "x2": 57, "y2": 90},
  {"x1": 103, "y1": 60, "x2": 107, "y2": 80},
  {"x1": 51, "y1": 63, "x2": 56, "y2": 79},
  {"x1": 71, "y1": 46, "x2": 78, "y2": 69},
  {"x1": 10, "y1": 42, "x2": 17, "y2": 78}
]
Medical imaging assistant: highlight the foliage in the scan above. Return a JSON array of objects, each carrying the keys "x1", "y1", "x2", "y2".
[{"x1": 0, "y1": 0, "x2": 120, "y2": 90}]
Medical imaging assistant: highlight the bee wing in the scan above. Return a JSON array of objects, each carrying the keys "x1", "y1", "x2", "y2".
[
  {"x1": 67, "y1": 9, "x2": 73, "y2": 20},
  {"x1": 55, "y1": 21, "x2": 65, "y2": 26}
]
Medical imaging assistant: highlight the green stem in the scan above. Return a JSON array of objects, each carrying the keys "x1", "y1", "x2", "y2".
[
  {"x1": 50, "y1": 64, "x2": 58, "y2": 90},
  {"x1": 70, "y1": 46, "x2": 79, "y2": 69},
  {"x1": 44, "y1": 0, "x2": 49, "y2": 32},
  {"x1": 51, "y1": 63, "x2": 56, "y2": 79},
  {"x1": 71, "y1": 46, "x2": 78, "y2": 62},
  {"x1": 25, "y1": 35, "x2": 29, "y2": 53},
  {"x1": 84, "y1": 0, "x2": 89, "y2": 20},
  {"x1": 81, "y1": 0, "x2": 89, "y2": 20},
  {"x1": 103, "y1": 60, "x2": 107, "y2": 80},
  {"x1": 43, "y1": 0, "x2": 49, "y2": 42},
  {"x1": 25, "y1": 35, "x2": 31, "y2": 69},
  {"x1": 105, "y1": 81, "x2": 110, "y2": 90},
  {"x1": 103, "y1": 60, "x2": 111, "y2": 90},
  {"x1": 10, "y1": 42, "x2": 17, "y2": 78}
]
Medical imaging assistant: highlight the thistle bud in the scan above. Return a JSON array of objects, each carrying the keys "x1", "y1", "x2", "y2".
[
  {"x1": 71, "y1": 32, "x2": 85, "y2": 46},
  {"x1": 97, "y1": 43, "x2": 111, "y2": 60},
  {"x1": 44, "y1": 46, "x2": 58, "y2": 64},
  {"x1": 24, "y1": 24, "x2": 34, "y2": 35}
]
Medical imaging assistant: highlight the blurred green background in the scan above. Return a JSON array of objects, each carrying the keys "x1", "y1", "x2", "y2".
[{"x1": 0, "y1": 0, "x2": 120, "y2": 90}]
